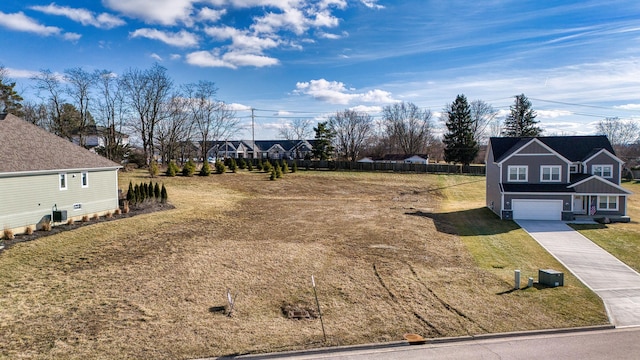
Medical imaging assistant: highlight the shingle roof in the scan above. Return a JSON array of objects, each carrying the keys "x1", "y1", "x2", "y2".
[
  {"x1": 0, "y1": 114, "x2": 121, "y2": 174},
  {"x1": 490, "y1": 135, "x2": 615, "y2": 163}
]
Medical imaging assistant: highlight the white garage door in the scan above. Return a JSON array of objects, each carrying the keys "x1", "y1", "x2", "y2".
[{"x1": 512, "y1": 199, "x2": 562, "y2": 220}]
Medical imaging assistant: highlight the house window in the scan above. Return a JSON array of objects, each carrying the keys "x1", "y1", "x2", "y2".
[
  {"x1": 59, "y1": 173, "x2": 67, "y2": 190},
  {"x1": 570, "y1": 164, "x2": 579, "y2": 173},
  {"x1": 81, "y1": 172, "x2": 89, "y2": 188},
  {"x1": 592, "y1": 165, "x2": 613, "y2": 178},
  {"x1": 597, "y1": 195, "x2": 618, "y2": 211},
  {"x1": 508, "y1": 166, "x2": 528, "y2": 182},
  {"x1": 541, "y1": 165, "x2": 561, "y2": 182}
]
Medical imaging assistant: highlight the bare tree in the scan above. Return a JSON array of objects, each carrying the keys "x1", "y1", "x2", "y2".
[
  {"x1": 156, "y1": 95, "x2": 193, "y2": 165},
  {"x1": 32, "y1": 69, "x2": 66, "y2": 137},
  {"x1": 64, "y1": 67, "x2": 96, "y2": 147},
  {"x1": 278, "y1": 118, "x2": 313, "y2": 140},
  {"x1": 596, "y1": 117, "x2": 640, "y2": 146},
  {"x1": 22, "y1": 101, "x2": 49, "y2": 128},
  {"x1": 488, "y1": 118, "x2": 503, "y2": 138},
  {"x1": 183, "y1": 80, "x2": 220, "y2": 161},
  {"x1": 94, "y1": 70, "x2": 129, "y2": 162},
  {"x1": 470, "y1": 99, "x2": 497, "y2": 144},
  {"x1": 120, "y1": 64, "x2": 173, "y2": 165},
  {"x1": 382, "y1": 102, "x2": 434, "y2": 155},
  {"x1": 329, "y1": 109, "x2": 373, "y2": 162}
]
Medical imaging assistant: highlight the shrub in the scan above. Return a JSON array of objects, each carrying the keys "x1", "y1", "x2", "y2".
[
  {"x1": 215, "y1": 161, "x2": 226, "y2": 174},
  {"x1": 263, "y1": 160, "x2": 272, "y2": 173},
  {"x1": 270, "y1": 167, "x2": 277, "y2": 181},
  {"x1": 182, "y1": 159, "x2": 196, "y2": 177},
  {"x1": 91, "y1": 213, "x2": 99, "y2": 221},
  {"x1": 134, "y1": 184, "x2": 141, "y2": 204},
  {"x1": 149, "y1": 160, "x2": 159, "y2": 178},
  {"x1": 292, "y1": 162, "x2": 298, "y2": 173},
  {"x1": 229, "y1": 158, "x2": 238, "y2": 173},
  {"x1": 41, "y1": 221, "x2": 52, "y2": 231},
  {"x1": 148, "y1": 181, "x2": 154, "y2": 198},
  {"x1": 200, "y1": 161, "x2": 212, "y2": 176},
  {"x1": 123, "y1": 201, "x2": 130, "y2": 214},
  {"x1": 161, "y1": 184, "x2": 168, "y2": 203},
  {"x1": 247, "y1": 160, "x2": 253, "y2": 171},
  {"x1": 126, "y1": 181, "x2": 134, "y2": 203},
  {"x1": 25, "y1": 226, "x2": 33, "y2": 235},
  {"x1": 166, "y1": 161, "x2": 178, "y2": 177},
  {"x1": 114, "y1": 208, "x2": 122, "y2": 215},
  {"x1": 3, "y1": 228, "x2": 14, "y2": 240},
  {"x1": 282, "y1": 161, "x2": 289, "y2": 174},
  {"x1": 82, "y1": 215, "x2": 90, "y2": 222},
  {"x1": 275, "y1": 164, "x2": 283, "y2": 178},
  {"x1": 154, "y1": 182, "x2": 161, "y2": 200},
  {"x1": 67, "y1": 218, "x2": 75, "y2": 226},
  {"x1": 257, "y1": 160, "x2": 263, "y2": 171},
  {"x1": 106, "y1": 211, "x2": 113, "y2": 219},
  {"x1": 238, "y1": 158, "x2": 246, "y2": 169}
]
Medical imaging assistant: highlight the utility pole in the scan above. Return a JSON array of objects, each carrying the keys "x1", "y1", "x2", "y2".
[{"x1": 251, "y1": 108, "x2": 255, "y2": 159}]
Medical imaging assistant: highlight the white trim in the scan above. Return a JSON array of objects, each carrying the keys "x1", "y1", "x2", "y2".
[
  {"x1": 540, "y1": 165, "x2": 562, "y2": 182},
  {"x1": 0, "y1": 166, "x2": 121, "y2": 179},
  {"x1": 507, "y1": 165, "x2": 528, "y2": 182},
  {"x1": 497, "y1": 138, "x2": 572, "y2": 165},
  {"x1": 597, "y1": 195, "x2": 619, "y2": 211},
  {"x1": 59, "y1": 172, "x2": 67, "y2": 190},
  {"x1": 81, "y1": 171, "x2": 89, "y2": 188},
  {"x1": 567, "y1": 175, "x2": 632, "y2": 194},
  {"x1": 583, "y1": 148, "x2": 624, "y2": 165},
  {"x1": 591, "y1": 164, "x2": 614, "y2": 178}
]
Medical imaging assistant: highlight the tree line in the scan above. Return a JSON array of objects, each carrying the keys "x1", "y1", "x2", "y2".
[
  {"x1": 2, "y1": 64, "x2": 638, "y2": 166},
  {"x1": 0, "y1": 64, "x2": 238, "y2": 165}
]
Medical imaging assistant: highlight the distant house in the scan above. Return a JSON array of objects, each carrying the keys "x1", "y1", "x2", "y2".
[
  {"x1": 357, "y1": 154, "x2": 429, "y2": 164},
  {"x1": 207, "y1": 140, "x2": 314, "y2": 160},
  {"x1": 71, "y1": 125, "x2": 129, "y2": 151},
  {"x1": 486, "y1": 136, "x2": 631, "y2": 221},
  {"x1": 0, "y1": 114, "x2": 121, "y2": 234}
]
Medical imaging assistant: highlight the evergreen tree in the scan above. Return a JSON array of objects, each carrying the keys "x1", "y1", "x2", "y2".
[
  {"x1": 160, "y1": 184, "x2": 168, "y2": 203},
  {"x1": 229, "y1": 158, "x2": 238, "y2": 173},
  {"x1": 126, "y1": 181, "x2": 134, "y2": 203},
  {"x1": 312, "y1": 121, "x2": 335, "y2": 160},
  {"x1": 182, "y1": 159, "x2": 196, "y2": 176},
  {"x1": 166, "y1": 161, "x2": 177, "y2": 177},
  {"x1": 0, "y1": 76, "x2": 24, "y2": 117},
  {"x1": 148, "y1": 181, "x2": 154, "y2": 198},
  {"x1": 215, "y1": 160, "x2": 226, "y2": 174},
  {"x1": 443, "y1": 94, "x2": 479, "y2": 165},
  {"x1": 502, "y1": 94, "x2": 542, "y2": 137},
  {"x1": 154, "y1": 182, "x2": 161, "y2": 200},
  {"x1": 148, "y1": 160, "x2": 159, "y2": 178},
  {"x1": 199, "y1": 161, "x2": 211, "y2": 176},
  {"x1": 247, "y1": 160, "x2": 253, "y2": 171},
  {"x1": 292, "y1": 161, "x2": 298, "y2": 173},
  {"x1": 275, "y1": 163, "x2": 283, "y2": 178},
  {"x1": 134, "y1": 184, "x2": 141, "y2": 204},
  {"x1": 270, "y1": 167, "x2": 277, "y2": 180}
]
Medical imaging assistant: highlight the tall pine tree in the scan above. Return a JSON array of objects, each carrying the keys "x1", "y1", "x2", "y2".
[
  {"x1": 443, "y1": 94, "x2": 479, "y2": 165},
  {"x1": 502, "y1": 94, "x2": 542, "y2": 137},
  {"x1": 312, "y1": 121, "x2": 335, "y2": 160}
]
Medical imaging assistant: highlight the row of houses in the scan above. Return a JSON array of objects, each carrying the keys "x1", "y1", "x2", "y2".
[{"x1": 206, "y1": 140, "x2": 315, "y2": 160}]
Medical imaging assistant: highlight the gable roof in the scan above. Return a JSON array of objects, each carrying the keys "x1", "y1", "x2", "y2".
[
  {"x1": 0, "y1": 114, "x2": 121, "y2": 174},
  {"x1": 490, "y1": 136, "x2": 616, "y2": 163}
]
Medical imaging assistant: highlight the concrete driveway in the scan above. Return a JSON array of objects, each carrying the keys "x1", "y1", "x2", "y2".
[{"x1": 516, "y1": 220, "x2": 640, "y2": 327}]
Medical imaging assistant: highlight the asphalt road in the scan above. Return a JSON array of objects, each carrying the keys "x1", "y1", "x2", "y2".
[{"x1": 215, "y1": 327, "x2": 640, "y2": 360}]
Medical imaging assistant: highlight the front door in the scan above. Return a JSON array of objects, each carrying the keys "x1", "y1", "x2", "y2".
[{"x1": 573, "y1": 195, "x2": 586, "y2": 214}]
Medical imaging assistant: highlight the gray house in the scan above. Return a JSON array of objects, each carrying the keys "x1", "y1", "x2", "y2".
[
  {"x1": 0, "y1": 114, "x2": 121, "y2": 234},
  {"x1": 486, "y1": 136, "x2": 631, "y2": 221}
]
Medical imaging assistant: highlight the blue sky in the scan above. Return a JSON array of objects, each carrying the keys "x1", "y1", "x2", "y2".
[{"x1": 1, "y1": 0, "x2": 640, "y2": 139}]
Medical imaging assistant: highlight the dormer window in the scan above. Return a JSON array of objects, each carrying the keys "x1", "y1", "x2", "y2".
[
  {"x1": 541, "y1": 165, "x2": 561, "y2": 182},
  {"x1": 592, "y1": 165, "x2": 613, "y2": 178},
  {"x1": 569, "y1": 164, "x2": 579, "y2": 173},
  {"x1": 508, "y1": 166, "x2": 528, "y2": 182}
]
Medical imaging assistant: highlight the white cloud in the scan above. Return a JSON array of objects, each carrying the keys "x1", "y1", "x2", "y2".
[
  {"x1": 30, "y1": 4, "x2": 125, "y2": 29},
  {"x1": 349, "y1": 105, "x2": 383, "y2": 113},
  {"x1": 360, "y1": 0, "x2": 385, "y2": 9},
  {"x1": 170, "y1": 54, "x2": 182, "y2": 60},
  {"x1": 103, "y1": 0, "x2": 194, "y2": 25},
  {"x1": 0, "y1": 11, "x2": 61, "y2": 36},
  {"x1": 536, "y1": 110, "x2": 573, "y2": 118},
  {"x1": 5, "y1": 68, "x2": 38, "y2": 79},
  {"x1": 615, "y1": 104, "x2": 640, "y2": 110},
  {"x1": 226, "y1": 103, "x2": 253, "y2": 111},
  {"x1": 63, "y1": 32, "x2": 82, "y2": 42},
  {"x1": 197, "y1": 7, "x2": 227, "y2": 22},
  {"x1": 186, "y1": 49, "x2": 279, "y2": 68},
  {"x1": 130, "y1": 28, "x2": 199, "y2": 47},
  {"x1": 151, "y1": 53, "x2": 163, "y2": 61},
  {"x1": 295, "y1": 79, "x2": 398, "y2": 105}
]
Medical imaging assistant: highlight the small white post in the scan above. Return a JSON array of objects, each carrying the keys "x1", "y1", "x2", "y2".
[{"x1": 514, "y1": 270, "x2": 521, "y2": 289}]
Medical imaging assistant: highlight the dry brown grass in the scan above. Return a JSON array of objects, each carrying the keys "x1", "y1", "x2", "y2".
[{"x1": 0, "y1": 170, "x2": 608, "y2": 359}]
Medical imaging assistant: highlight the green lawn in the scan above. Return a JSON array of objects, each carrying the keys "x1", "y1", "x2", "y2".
[{"x1": 571, "y1": 180, "x2": 640, "y2": 271}]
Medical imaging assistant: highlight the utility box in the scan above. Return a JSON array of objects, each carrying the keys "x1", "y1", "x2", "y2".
[
  {"x1": 53, "y1": 210, "x2": 68, "y2": 222},
  {"x1": 539, "y1": 269, "x2": 564, "y2": 287}
]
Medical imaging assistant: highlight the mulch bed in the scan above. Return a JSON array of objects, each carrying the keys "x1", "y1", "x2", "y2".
[{"x1": 0, "y1": 202, "x2": 175, "y2": 251}]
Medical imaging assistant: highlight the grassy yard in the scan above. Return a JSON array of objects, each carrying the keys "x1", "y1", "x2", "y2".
[
  {"x1": 571, "y1": 181, "x2": 640, "y2": 271},
  {"x1": 0, "y1": 170, "x2": 608, "y2": 359}
]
